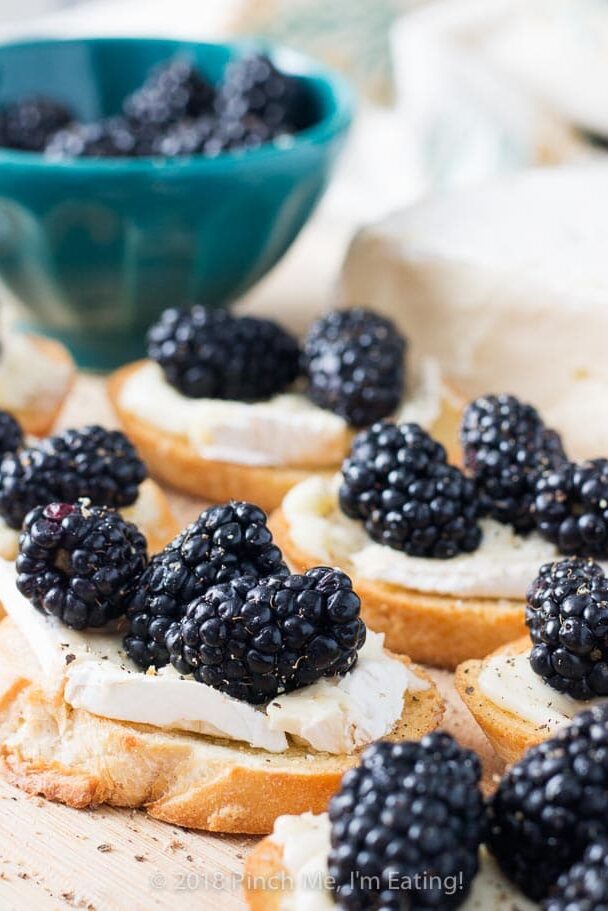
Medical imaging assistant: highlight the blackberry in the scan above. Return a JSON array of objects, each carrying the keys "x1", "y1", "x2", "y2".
[
  {"x1": 303, "y1": 308, "x2": 406, "y2": 428},
  {"x1": 526, "y1": 559, "x2": 608, "y2": 700},
  {"x1": 327, "y1": 734, "x2": 485, "y2": 910},
  {"x1": 487, "y1": 703, "x2": 608, "y2": 900},
  {"x1": 544, "y1": 841, "x2": 608, "y2": 911},
  {"x1": 165, "y1": 566, "x2": 366, "y2": 704},
  {"x1": 0, "y1": 425, "x2": 147, "y2": 530},
  {"x1": 216, "y1": 53, "x2": 302, "y2": 132},
  {"x1": 45, "y1": 117, "x2": 145, "y2": 159},
  {"x1": 461, "y1": 394, "x2": 566, "y2": 532},
  {"x1": 123, "y1": 501, "x2": 287, "y2": 670},
  {"x1": 123, "y1": 59, "x2": 214, "y2": 129},
  {"x1": 0, "y1": 411, "x2": 23, "y2": 457},
  {"x1": 0, "y1": 96, "x2": 73, "y2": 151},
  {"x1": 202, "y1": 114, "x2": 285, "y2": 157},
  {"x1": 16, "y1": 501, "x2": 147, "y2": 629},
  {"x1": 534, "y1": 459, "x2": 608, "y2": 558},
  {"x1": 339, "y1": 421, "x2": 482, "y2": 558},
  {"x1": 147, "y1": 305, "x2": 300, "y2": 401}
]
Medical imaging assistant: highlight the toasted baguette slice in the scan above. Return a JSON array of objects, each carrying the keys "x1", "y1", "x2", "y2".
[
  {"x1": 245, "y1": 836, "x2": 291, "y2": 911},
  {"x1": 0, "y1": 618, "x2": 444, "y2": 834},
  {"x1": 107, "y1": 362, "x2": 464, "y2": 513},
  {"x1": 269, "y1": 508, "x2": 526, "y2": 670},
  {"x1": 8, "y1": 336, "x2": 74, "y2": 437},
  {"x1": 455, "y1": 637, "x2": 548, "y2": 764}
]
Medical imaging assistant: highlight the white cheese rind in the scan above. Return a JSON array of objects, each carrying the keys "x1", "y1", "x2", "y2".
[
  {"x1": 270, "y1": 812, "x2": 536, "y2": 911},
  {"x1": 266, "y1": 633, "x2": 425, "y2": 754},
  {"x1": 478, "y1": 651, "x2": 606, "y2": 730},
  {"x1": 282, "y1": 475, "x2": 578, "y2": 601},
  {"x1": 0, "y1": 561, "x2": 413, "y2": 754},
  {"x1": 118, "y1": 359, "x2": 443, "y2": 469}
]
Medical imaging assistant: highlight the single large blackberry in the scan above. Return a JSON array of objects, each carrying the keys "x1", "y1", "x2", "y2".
[
  {"x1": 302, "y1": 308, "x2": 406, "y2": 428},
  {"x1": 123, "y1": 501, "x2": 288, "y2": 670},
  {"x1": 487, "y1": 703, "x2": 608, "y2": 901},
  {"x1": 147, "y1": 305, "x2": 300, "y2": 400},
  {"x1": 0, "y1": 96, "x2": 73, "y2": 151},
  {"x1": 215, "y1": 53, "x2": 303, "y2": 132},
  {"x1": 123, "y1": 59, "x2": 215, "y2": 129},
  {"x1": 0, "y1": 426, "x2": 147, "y2": 530},
  {"x1": 534, "y1": 459, "x2": 608, "y2": 558},
  {"x1": 16, "y1": 501, "x2": 147, "y2": 629},
  {"x1": 526, "y1": 559, "x2": 608, "y2": 700},
  {"x1": 327, "y1": 734, "x2": 485, "y2": 910},
  {"x1": 165, "y1": 566, "x2": 366, "y2": 704},
  {"x1": 0, "y1": 411, "x2": 24, "y2": 458},
  {"x1": 461, "y1": 394, "x2": 566, "y2": 533},
  {"x1": 339, "y1": 421, "x2": 482, "y2": 558},
  {"x1": 544, "y1": 841, "x2": 608, "y2": 911}
]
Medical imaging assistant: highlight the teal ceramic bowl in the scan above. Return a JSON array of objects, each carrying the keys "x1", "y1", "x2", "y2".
[{"x1": 0, "y1": 37, "x2": 353, "y2": 369}]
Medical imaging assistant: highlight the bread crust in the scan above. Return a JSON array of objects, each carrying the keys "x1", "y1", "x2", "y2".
[
  {"x1": 270, "y1": 508, "x2": 526, "y2": 670},
  {"x1": 107, "y1": 362, "x2": 464, "y2": 512},
  {"x1": 9, "y1": 336, "x2": 75, "y2": 437},
  {"x1": 0, "y1": 618, "x2": 444, "y2": 834},
  {"x1": 244, "y1": 837, "x2": 290, "y2": 911},
  {"x1": 455, "y1": 637, "x2": 556, "y2": 765}
]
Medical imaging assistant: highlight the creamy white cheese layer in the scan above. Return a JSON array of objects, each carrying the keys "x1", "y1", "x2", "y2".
[
  {"x1": 269, "y1": 812, "x2": 536, "y2": 911},
  {"x1": 0, "y1": 561, "x2": 419, "y2": 754},
  {"x1": 118, "y1": 358, "x2": 443, "y2": 469},
  {"x1": 0, "y1": 331, "x2": 71, "y2": 410},
  {"x1": 0, "y1": 478, "x2": 164, "y2": 561},
  {"x1": 282, "y1": 475, "x2": 578, "y2": 601},
  {"x1": 478, "y1": 650, "x2": 606, "y2": 730}
]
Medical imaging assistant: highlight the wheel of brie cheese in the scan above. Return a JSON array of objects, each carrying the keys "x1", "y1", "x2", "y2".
[{"x1": 340, "y1": 164, "x2": 608, "y2": 460}]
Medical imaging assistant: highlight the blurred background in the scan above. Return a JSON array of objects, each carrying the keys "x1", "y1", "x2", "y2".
[{"x1": 0, "y1": 0, "x2": 605, "y2": 344}]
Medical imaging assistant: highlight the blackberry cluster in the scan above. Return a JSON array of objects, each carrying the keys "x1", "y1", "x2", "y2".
[
  {"x1": 526, "y1": 559, "x2": 608, "y2": 700},
  {"x1": 487, "y1": 703, "x2": 608, "y2": 900},
  {"x1": 45, "y1": 117, "x2": 149, "y2": 159},
  {"x1": 123, "y1": 501, "x2": 287, "y2": 670},
  {"x1": 16, "y1": 501, "x2": 147, "y2": 629},
  {"x1": 544, "y1": 841, "x2": 608, "y2": 911},
  {"x1": 327, "y1": 734, "x2": 485, "y2": 910},
  {"x1": 0, "y1": 411, "x2": 24, "y2": 458},
  {"x1": 534, "y1": 459, "x2": 608, "y2": 558},
  {"x1": 461, "y1": 394, "x2": 566, "y2": 532},
  {"x1": 147, "y1": 305, "x2": 300, "y2": 400},
  {"x1": 339, "y1": 421, "x2": 482, "y2": 559},
  {"x1": 302, "y1": 308, "x2": 406, "y2": 428},
  {"x1": 165, "y1": 566, "x2": 366, "y2": 704},
  {"x1": 123, "y1": 58, "x2": 215, "y2": 129},
  {"x1": 216, "y1": 53, "x2": 304, "y2": 132},
  {"x1": 1, "y1": 54, "x2": 312, "y2": 159},
  {"x1": 0, "y1": 96, "x2": 73, "y2": 151},
  {"x1": 0, "y1": 425, "x2": 147, "y2": 530}
]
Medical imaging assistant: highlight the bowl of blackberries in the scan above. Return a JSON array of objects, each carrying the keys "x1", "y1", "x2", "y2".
[{"x1": 0, "y1": 37, "x2": 352, "y2": 368}]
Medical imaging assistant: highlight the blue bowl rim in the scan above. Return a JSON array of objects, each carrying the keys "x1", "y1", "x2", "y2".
[{"x1": 0, "y1": 35, "x2": 355, "y2": 172}]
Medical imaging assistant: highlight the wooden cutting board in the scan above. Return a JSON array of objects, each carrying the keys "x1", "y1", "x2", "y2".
[{"x1": 0, "y1": 374, "x2": 505, "y2": 911}]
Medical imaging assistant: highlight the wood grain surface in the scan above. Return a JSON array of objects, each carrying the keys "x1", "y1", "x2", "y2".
[{"x1": 0, "y1": 374, "x2": 505, "y2": 911}]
